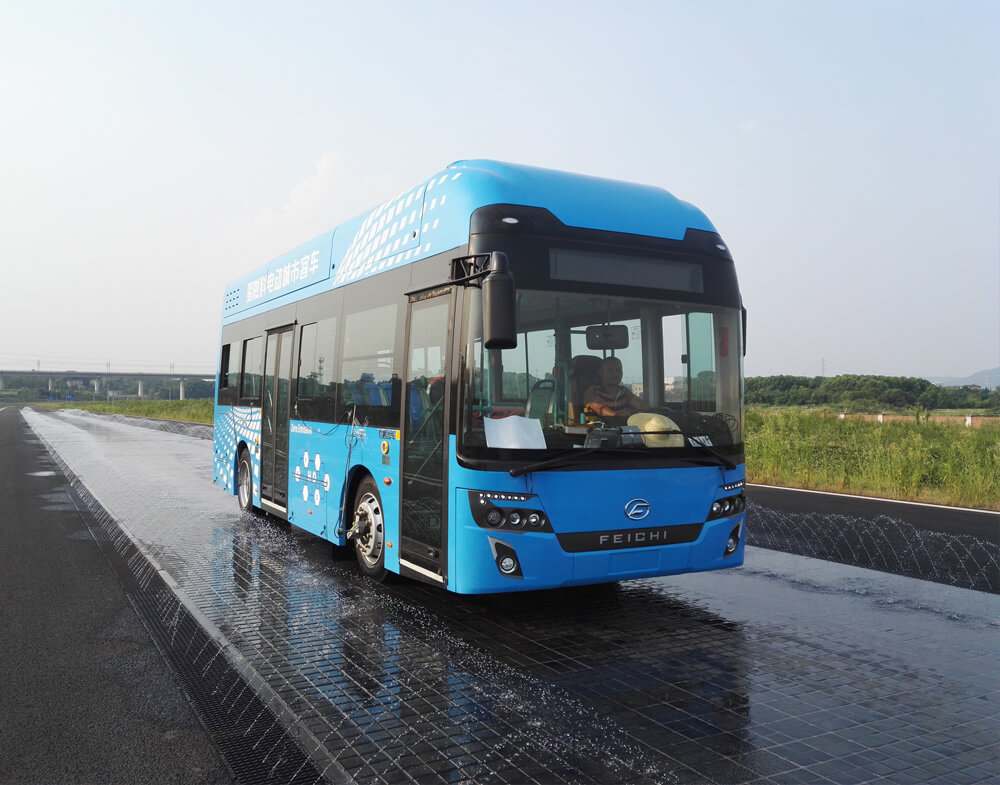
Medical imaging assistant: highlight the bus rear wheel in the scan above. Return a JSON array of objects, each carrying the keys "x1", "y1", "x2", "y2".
[
  {"x1": 351, "y1": 477, "x2": 387, "y2": 582},
  {"x1": 237, "y1": 448, "x2": 254, "y2": 512}
]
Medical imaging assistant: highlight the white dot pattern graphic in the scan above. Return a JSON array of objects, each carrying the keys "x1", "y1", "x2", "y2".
[
  {"x1": 293, "y1": 449, "x2": 327, "y2": 509},
  {"x1": 333, "y1": 172, "x2": 464, "y2": 286},
  {"x1": 213, "y1": 407, "x2": 262, "y2": 497}
]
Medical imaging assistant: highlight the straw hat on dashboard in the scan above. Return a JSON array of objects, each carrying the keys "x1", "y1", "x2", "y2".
[{"x1": 627, "y1": 412, "x2": 684, "y2": 448}]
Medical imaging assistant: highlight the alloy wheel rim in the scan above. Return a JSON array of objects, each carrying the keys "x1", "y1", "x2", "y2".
[
  {"x1": 238, "y1": 460, "x2": 251, "y2": 508},
  {"x1": 355, "y1": 493, "x2": 384, "y2": 567}
]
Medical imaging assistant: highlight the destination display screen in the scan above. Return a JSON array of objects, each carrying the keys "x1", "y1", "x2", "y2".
[{"x1": 549, "y1": 248, "x2": 704, "y2": 294}]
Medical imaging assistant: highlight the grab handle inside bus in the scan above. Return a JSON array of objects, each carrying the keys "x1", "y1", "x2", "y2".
[{"x1": 483, "y1": 251, "x2": 517, "y2": 350}]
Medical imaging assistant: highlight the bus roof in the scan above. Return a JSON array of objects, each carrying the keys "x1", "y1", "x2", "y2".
[{"x1": 222, "y1": 159, "x2": 718, "y2": 322}]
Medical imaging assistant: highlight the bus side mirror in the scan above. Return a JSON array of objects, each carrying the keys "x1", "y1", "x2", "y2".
[{"x1": 483, "y1": 251, "x2": 517, "y2": 350}]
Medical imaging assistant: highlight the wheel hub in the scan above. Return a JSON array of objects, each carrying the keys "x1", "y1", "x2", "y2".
[{"x1": 354, "y1": 494, "x2": 383, "y2": 566}]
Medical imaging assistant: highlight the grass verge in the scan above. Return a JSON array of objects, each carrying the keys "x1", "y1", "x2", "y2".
[
  {"x1": 35, "y1": 399, "x2": 213, "y2": 425},
  {"x1": 745, "y1": 408, "x2": 1000, "y2": 511}
]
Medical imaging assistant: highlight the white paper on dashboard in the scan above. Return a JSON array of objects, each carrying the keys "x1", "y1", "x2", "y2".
[{"x1": 483, "y1": 415, "x2": 547, "y2": 450}]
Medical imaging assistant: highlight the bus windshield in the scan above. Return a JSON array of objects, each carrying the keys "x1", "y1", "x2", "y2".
[{"x1": 460, "y1": 287, "x2": 743, "y2": 462}]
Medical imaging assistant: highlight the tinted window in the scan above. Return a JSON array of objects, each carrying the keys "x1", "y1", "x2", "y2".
[
  {"x1": 217, "y1": 343, "x2": 237, "y2": 405},
  {"x1": 339, "y1": 303, "x2": 399, "y2": 426},
  {"x1": 240, "y1": 336, "x2": 264, "y2": 401},
  {"x1": 296, "y1": 318, "x2": 338, "y2": 421}
]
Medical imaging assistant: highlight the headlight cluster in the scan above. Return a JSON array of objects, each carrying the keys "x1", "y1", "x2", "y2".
[
  {"x1": 708, "y1": 493, "x2": 745, "y2": 521},
  {"x1": 483, "y1": 506, "x2": 549, "y2": 530},
  {"x1": 469, "y1": 490, "x2": 552, "y2": 532}
]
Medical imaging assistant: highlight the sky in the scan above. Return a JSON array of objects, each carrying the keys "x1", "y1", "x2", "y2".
[{"x1": 2, "y1": 0, "x2": 998, "y2": 382}]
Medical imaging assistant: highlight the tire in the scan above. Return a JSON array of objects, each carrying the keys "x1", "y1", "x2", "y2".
[
  {"x1": 237, "y1": 448, "x2": 254, "y2": 512},
  {"x1": 350, "y1": 476, "x2": 388, "y2": 582}
]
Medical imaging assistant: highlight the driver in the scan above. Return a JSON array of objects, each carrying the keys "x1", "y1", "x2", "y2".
[{"x1": 583, "y1": 357, "x2": 646, "y2": 419}]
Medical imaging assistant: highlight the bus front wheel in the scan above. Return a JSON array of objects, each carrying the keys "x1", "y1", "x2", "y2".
[
  {"x1": 237, "y1": 449, "x2": 254, "y2": 512},
  {"x1": 351, "y1": 477, "x2": 387, "y2": 582}
]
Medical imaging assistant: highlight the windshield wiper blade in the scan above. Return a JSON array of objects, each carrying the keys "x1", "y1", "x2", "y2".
[
  {"x1": 511, "y1": 445, "x2": 670, "y2": 476},
  {"x1": 509, "y1": 434, "x2": 738, "y2": 477},
  {"x1": 682, "y1": 434, "x2": 737, "y2": 470},
  {"x1": 509, "y1": 448, "x2": 600, "y2": 477},
  {"x1": 641, "y1": 429, "x2": 739, "y2": 471}
]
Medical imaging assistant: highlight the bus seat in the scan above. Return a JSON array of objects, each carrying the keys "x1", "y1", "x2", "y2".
[
  {"x1": 525, "y1": 379, "x2": 555, "y2": 421},
  {"x1": 341, "y1": 381, "x2": 359, "y2": 405},
  {"x1": 568, "y1": 355, "x2": 602, "y2": 422},
  {"x1": 407, "y1": 382, "x2": 424, "y2": 424},
  {"x1": 361, "y1": 382, "x2": 384, "y2": 405}
]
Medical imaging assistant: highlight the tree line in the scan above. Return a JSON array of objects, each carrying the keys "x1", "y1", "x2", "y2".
[{"x1": 745, "y1": 374, "x2": 1000, "y2": 412}]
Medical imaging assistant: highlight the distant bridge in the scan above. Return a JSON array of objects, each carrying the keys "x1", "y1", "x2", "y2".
[{"x1": 0, "y1": 369, "x2": 214, "y2": 400}]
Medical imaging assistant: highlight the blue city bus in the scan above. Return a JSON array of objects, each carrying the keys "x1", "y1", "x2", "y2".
[{"x1": 213, "y1": 160, "x2": 746, "y2": 593}]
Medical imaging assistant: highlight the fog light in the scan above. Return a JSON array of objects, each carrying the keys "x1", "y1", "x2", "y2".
[
  {"x1": 491, "y1": 539, "x2": 523, "y2": 578},
  {"x1": 724, "y1": 522, "x2": 742, "y2": 557}
]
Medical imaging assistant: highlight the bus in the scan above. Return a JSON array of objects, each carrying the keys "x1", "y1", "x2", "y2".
[{"x1": 213, "y1": 159, "x2": 746, "y2": 594}]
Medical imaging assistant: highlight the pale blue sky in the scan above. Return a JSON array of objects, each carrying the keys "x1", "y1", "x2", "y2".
[{"x1": 2, "y1": 0, "x2": 998, "y2": 380}]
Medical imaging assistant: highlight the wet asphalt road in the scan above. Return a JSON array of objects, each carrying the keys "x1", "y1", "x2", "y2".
[
  {"x1": 0, "y1": 407, "x2": 233, "y2": 784},
  {"x1": 749, "y1": 484, "x2": 1000, "y2": 544},
  {"x1": 4, "y1": 406, "x2": 1000, "y2": 784},
  {"x1": 747, "y1": 485, "x2": 1000, "y2": 593}
]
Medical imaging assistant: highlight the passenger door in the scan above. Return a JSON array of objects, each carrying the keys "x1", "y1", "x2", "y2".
[
  {"x1": 399, "y1": 291, "x2": 452, "y2": 584},
  {"x1": 260, "y1": 326, "x2": 294, "y2": 512}
]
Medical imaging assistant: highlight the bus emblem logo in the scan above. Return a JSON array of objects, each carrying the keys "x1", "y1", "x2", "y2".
[{"x1": 624, "y1": 498, "x2": 651, "y2": 521}]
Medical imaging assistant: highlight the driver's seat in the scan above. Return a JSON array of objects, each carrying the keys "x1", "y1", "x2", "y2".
[{"x1": 568, "y1": 355, "x2": 602, "y2": 422}]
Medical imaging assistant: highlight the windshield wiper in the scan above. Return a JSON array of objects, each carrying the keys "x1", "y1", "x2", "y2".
[
  {"x1": 509, "y1": 433, "x2": 738, "y2": 477},
  {"x1": 677, "y1": 432, "x2": 737, "y2": 470},
  {"x1": 509, "y1": 448, "x2": 601, "y2": 477},
  {"x1": 634, "y1": 428, "x2": 739, "y2": 471}
]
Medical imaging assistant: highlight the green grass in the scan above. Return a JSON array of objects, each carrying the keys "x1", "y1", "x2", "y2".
[
  {"x1": 745, "y1": 408, "x2": 1000, "y2": 510},
  {"x1": 35, "y1": 399, "x2": 213, "y2": 425}
]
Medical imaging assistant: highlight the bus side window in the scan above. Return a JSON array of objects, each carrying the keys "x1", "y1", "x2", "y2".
[
  {"x1": 296, "y1": 318, "x2": 338, "y2": 422},
  {"x1": 240, "y1": 336, "x2": 263, "y2": 404},
  {"x1": 339, "y1": 303, "x2": 400, "y2": 427},
  {"x1": 217, "y1": 343, "x2": 237, "y2": 406}
]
